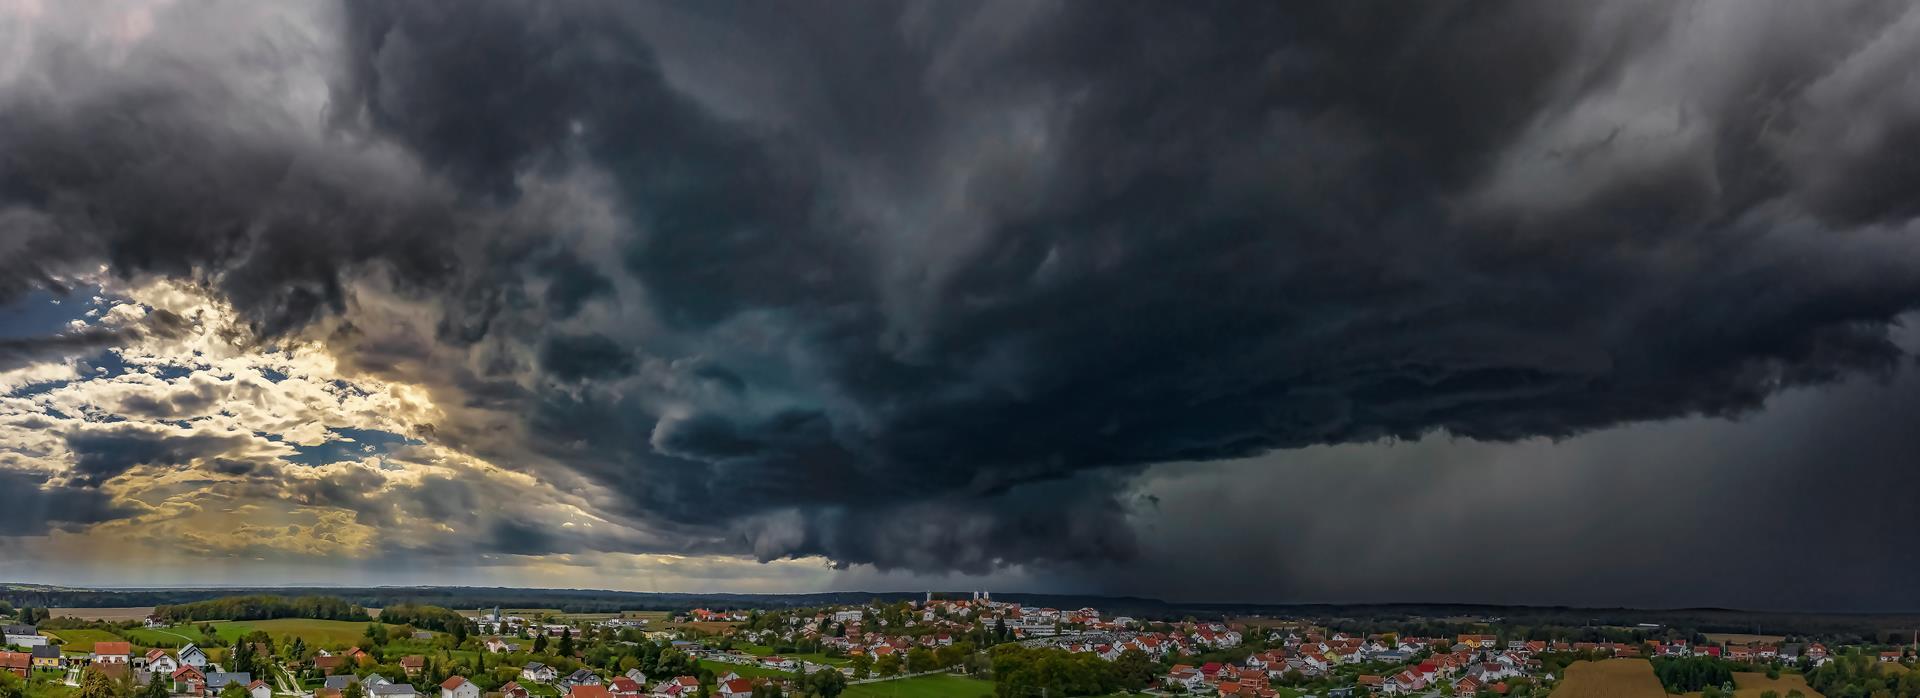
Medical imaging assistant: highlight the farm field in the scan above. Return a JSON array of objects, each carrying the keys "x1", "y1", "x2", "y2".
[
  {"x1": 1705, "y1": 633, "x2": 1788, "y2": 645},
  {"x1": 43, "y1": 628, "x2": 124, "y2": 652},
  {"x1": 1551, "y1": 658, "x2": 1665, "y2": 698},
  {"x1": 843, "y1": 674, "x2": 996, "y2": 698},
  {"x1": 47, "y1": 607, "x2": 156, "y2": 621},
  {"x1": 1731, "y1": 672, "x2": 1825, "y2": 698},
  {"x1": 699, "y1": 659, "x2": 801, "y2": 679}
]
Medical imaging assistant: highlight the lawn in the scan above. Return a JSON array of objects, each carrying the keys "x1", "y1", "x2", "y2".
[
  {"x1": 699, "y1": 660, "x2": 801, "y2": 679},
  {"x1": 43, "y1": 628, "x2": 125, "y2": 652},
  {"x1": 1551, "y1": 659, "x2": 1665, "y2": 698},
  {"x1": 1730, "y1": 672, "x2": 1825, "y2": 698},
  {"x1": 843, "y1": 674, "x2": 996, "y2": 698},
  {"x1": 781, "y1": 652, "x2": 851, "y2": 667}
]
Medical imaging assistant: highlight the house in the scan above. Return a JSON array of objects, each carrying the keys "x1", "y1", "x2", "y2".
[
  {"x1": 147, "y1": 649, "x2": 180, "y2": 674},
  {"x1": 324, "y1": 676, "x2": 361, "y2": 692},
  {"x1": 94, "y1": 642, "x2": 133, "y2": 664},
  {"x1": 522, "y1": 663, "x2": 558, "y2": 683},
  {"x1": 31, "y1": 645, "x2": 62, "y2": 669},
  {"x1": 1882, "y1": 651, "x2": 1904, "y2": 663},
  {"x1": 2, "y1": 625, "x2": 45, "y2": 647},
  {"x1": 716, "y1": 678, "x2": 755, "y2": 698},
  {"x1": 485, "y1": 639, "x2": 520, "y2": 654},
  {"x1": 180, "y1": 644, "x2": 210, "y2": 669},
  {"x1": 249, "y1": 680, "x2": 275, "y2": 698},
  {"x1": 365, "y1": 674, "x2": 394, "y2": 687},
  {"x1": 401, "y1": 656, "x2": 426, "y2": 677},
  {"x1": 650, "y1": 677, "x2": 700, "y2": 698},
  {"x1": 206, "y1": 672, "x2": 254, "y2": 695},
  {"x1": 569, "y1": 685, "x2": 612, "y2": 698},
  {"x1": 442, "y1": 676, "x2": 481, "y2": 698},
  {"x1": 623, "y1": 670, "x2": 649, "y2": 686},
  {"x1": 145, "y1": 615, "x2": 168, "y2": 628},
  {"x1": 315, "y1": 655, "x2": 346, "y2": 675},
  {"x1": 501, "y1": 682, "x2": 530, "y2": 698},
  {"x1": 0, "y1": 652, "x2": 28, "y2": 679},
  {"x1": 608, "y1": 677, "x2": 645, "y2": 698},
  {"x1": 562, "y1": 669, "x2": 601, "y2": 688},
  {"x1": 173, "y1": 666, "x2": 208, "y2": 696},
  {"x1": 370, "y1": 683, "x2": 420, "y2": 698}
]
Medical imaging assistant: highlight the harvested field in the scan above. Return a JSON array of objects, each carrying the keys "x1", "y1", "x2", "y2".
[
  {"x1": 1731, "y1": 672, "x2": 1824, "y2": 698},
  {"x1": 1552, "y1": 658, "x2": 1665, "y2": 698},
  {"x1": 1706, "y1": 633, "x2": 1788, "y2": 645},
  {"x1": 47, "y1": 607, "x2": 155, "y2": 621}
]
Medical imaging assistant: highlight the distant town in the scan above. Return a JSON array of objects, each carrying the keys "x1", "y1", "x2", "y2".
[{"x1": 1, "y1": 592, "x2": 1914, "y2": 698}]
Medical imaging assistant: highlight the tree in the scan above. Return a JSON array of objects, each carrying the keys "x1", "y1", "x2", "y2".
[
  {"x1": 145, "y1": 672, "x2": 171, "y2": 698},
  {"x1": 905, "y1": 648, "x2": 934, "y2": 673},
  {"x1": 80, "y1": 669, "x2": 118, "y2": 698},
  {"x1": 344, "y1": 682, "x2": 367, "y2": 698},
  {"x1": 805, "y1": 668, "x2": 846, "y2": 698},
  {"x1": 1111, "y1": 649, "x2": 1155, "y2": 691},
  {"x1": 875, "y1": 654, "x2": 901, "y2": 677},
  {"x1": 221, "y1": 682, "x2": 251, "y2": 698},
  {"x1": 849, "y1": 655, "x2": 872, "y2": 679},
  {"x1": 0, "y1": 668, "x2": 25, "y2": 698},
  {"x1": 534, "y1": 634, "x2": 549, "y2": 654},
  {"x1": 559, "y1": 628, "x2": 574, "y2": 657}
]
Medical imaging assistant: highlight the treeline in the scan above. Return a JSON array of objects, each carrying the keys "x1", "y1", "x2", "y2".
[
  {"x1": 156, "y1": 595, "x2": 369, "y2": 622},
  {"x1": 1807, "y1": 650, "x2": 1920, "y2": 697},
  {"x1": 375, "y1": 605, "x2": 469, "y2": 635},
  {"x1": 1651, "y1": 656, "x2": 1737, "y2": 693},
  {"x1": 989, "y1": 646, "x2": 1155, "y2": 698}
]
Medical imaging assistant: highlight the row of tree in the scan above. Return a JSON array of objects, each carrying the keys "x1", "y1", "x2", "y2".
[{"x1": 156, "y1": 595, "x2": 371, "y2": 622}]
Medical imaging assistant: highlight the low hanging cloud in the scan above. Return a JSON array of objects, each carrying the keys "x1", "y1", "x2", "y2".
[{"x1": 3, "y1": 0, "x2": 1920, "y2": 575}]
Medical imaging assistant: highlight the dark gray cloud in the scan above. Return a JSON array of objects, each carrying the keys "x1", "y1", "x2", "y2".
[
  {"x1": 0, "y1": 469, "x2": 138, "y2": 536},
  {"x1": 3, "y1": 0, "x2": 1920, "y2": 593}
]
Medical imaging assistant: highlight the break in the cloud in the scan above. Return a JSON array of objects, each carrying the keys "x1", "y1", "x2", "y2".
[{"x1": 3, "y1": 0, "x2": 1920, "y2": 605}]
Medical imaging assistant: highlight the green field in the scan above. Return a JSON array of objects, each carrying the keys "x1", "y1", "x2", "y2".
[
  {"x1": 44, "y1": 629, "x2": 124, "y2": 652},
  {"x1": 125, "y1": 626, "x2": 212, "y2": 647},
  {"x1": 699, "y1": 660, "x2": 801, "y2": 679},
  {"x1": 843, "y1": 674, "x2": 996, "y2": 698},
  {"x1": 212, "y1": 619, "x2": 395, "y2": 647}
]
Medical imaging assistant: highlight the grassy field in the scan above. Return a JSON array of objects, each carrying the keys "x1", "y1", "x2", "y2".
[
  {"x1": 43, "y1": 628, "x2": 125, "y2": 652},
  {"x1": 1729, "y1": 672, "x2": 1825, "y2": 698},
  {"x1": 699, "y1": 660, "x2": 800, "y2": 679},
  {"x1": 124, "y1": 626, "x2": 213, "y2": 646},
  {"x1": 47, "y1": 607, "x2": 156, "y2": 621},
  {"x1": 843, "y1": 674, "x2": 996, "y2": 698},
  {"x1": 1552, "y1": 659, "x2": 1665, "y2": 698},
  {"x1": 212, "y1": 619, "x2": 390, "y2": 647},
  {"x1": 1705, "y1": 634, "x2": 1788, "y2": 645}
]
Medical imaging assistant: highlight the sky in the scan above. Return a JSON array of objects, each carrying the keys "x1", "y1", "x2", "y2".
[{"x1": 4, "y1": 0, "x2": 1920, "y2": 612}]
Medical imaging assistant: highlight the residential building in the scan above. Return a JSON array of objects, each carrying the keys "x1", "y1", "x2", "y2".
[
  {"x1": 94, "y1": 642, "x2": 133, "y2": 664},
  {"x1": 2, "y1": 626, "x2": 44, "y2": 648},
  {"x1": 442, "y1": 676, "x2": 481, "y2": 698}
]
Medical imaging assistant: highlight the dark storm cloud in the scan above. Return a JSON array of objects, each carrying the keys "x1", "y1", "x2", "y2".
[
  {"x1": 63, "y1": 427, "x2": 259, "y2": 487},
  {"x1": 5, "y1": 0, "x2": 1920, "y2": 580},
  {"x1": 0, "y1": 469, "x2": 136, "y2": 536}
]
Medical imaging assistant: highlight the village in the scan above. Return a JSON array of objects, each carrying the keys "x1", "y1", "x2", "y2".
[{"x1": 2, "y1": 594, "x2": 1913, "y2": 698}]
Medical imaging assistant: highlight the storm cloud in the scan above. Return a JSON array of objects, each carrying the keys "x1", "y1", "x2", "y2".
[{"x1": 4, "y1": 0, "x2": 1920, "y2": 586}]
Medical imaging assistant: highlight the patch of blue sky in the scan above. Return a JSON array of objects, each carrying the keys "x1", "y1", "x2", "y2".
[
  {"x1": 283, "y1": 426, "x2": 423, "y2": 466},
  {"x1": 0, "y1": 286, "x2": 102, "y2": 339}
]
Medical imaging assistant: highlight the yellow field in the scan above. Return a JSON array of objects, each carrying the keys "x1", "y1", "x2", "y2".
[
  {"x1": 1731, "y1": 672, "x2": 1823, "y2": 698},
  {"x1": 1552, "y1": 659, "x2": 1665, "y2": 698},
  {"x1": 1705, "y1": 633, "x2": 1787, "y2": 645},
  {"x1": 48, "y1": 607, "x2": 156, "y2": 621}
]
